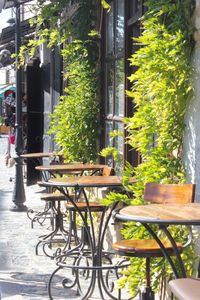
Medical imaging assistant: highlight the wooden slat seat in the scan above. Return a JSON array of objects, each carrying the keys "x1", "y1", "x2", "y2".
[
  {"x1": 41, "y1": 192, "x2": 67, "y2": 201},
  {"x1": 169, "y1": 278, "x2": 200, "y2": 300},
  {"x1": 112, "y1": 239, "x2": 182, "y2": 257},
  {"x1": 65, "y1": 202, "x2": 105, "y2": 212}
]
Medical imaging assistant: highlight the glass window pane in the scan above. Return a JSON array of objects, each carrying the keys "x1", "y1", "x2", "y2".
[
  {"x1": 115, "y1": 59, "x2": 124, "y2": 117},
  {"x1": 105, "y1": 62, "x2": 114, "y2": 115},
  {"x1": 115, "y1": 122, "x2": 124, "y2": 154},
  {"x1": 105, "y1": 121, "x2": 113, "y2": 147},
  {"x1": 106, "y1": 4, "x2": 114, "y2": 55},
  {"x1": 114, "y1": 122, "x2": 124, "y2": 175},
  {"x1": 116, "y1": 0, "x2": 124, "y2": 54}
]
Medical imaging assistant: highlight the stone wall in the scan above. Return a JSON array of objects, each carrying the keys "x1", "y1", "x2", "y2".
[
  {"x1": 183, "y1": 1, "x2": 200, "y2": 200},
  {"x1": 183, "y1": 0, "x2": 200, "y2": 271}
]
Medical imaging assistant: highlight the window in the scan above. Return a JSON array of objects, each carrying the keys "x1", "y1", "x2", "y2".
[
  {"x1": 103, "y1": 0, "x2": 125, "y2": 171},
  {"x1": 102, "y1": 0, "x2": 143, "y2": 170}
]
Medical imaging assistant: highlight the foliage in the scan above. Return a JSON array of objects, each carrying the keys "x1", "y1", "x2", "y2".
[
  {"x1": 102, "y1": 0, "x2": 196, "y2": 297},
  {"x1": 126, "y1": 0, "x2": 194, "y2": 205},
  {"x1": 48, "y1": 40, "x2": 99, "y2": 162},
  {"x1": 123, "y1": 0, "x2": 195, "y2": 296},
  {"x1": 101, "y1": 0, "x2": 111, "y2": 11},
  {"x1": 19, "y1": 0, "x2": 100, "y2": 162}
]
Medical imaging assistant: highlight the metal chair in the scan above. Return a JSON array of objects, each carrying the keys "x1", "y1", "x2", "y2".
[{"x1": 112, "y1": 183, "x2": 196, "y2": 300}]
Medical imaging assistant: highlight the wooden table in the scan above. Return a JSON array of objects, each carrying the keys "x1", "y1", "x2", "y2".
[
  {"x1": 47, "y1": 175, "x2": 136, "y2": 187},
  {"x1": 21, "y1": 152, "x2": 63, "y2": 182},
  {"x1": 21, "y1": 152, "x2": 55, "y2": 159},
  {"x1": 35, "y1": 163, "x2": 108, "y2": 178},
  {"x1": 116, "y1": 203, "x2": 200, "y2": 278},
  {"x1": 31, "y1": 164, "x2": 109, "y2": 239},
  {"x1": 39, "y1": 175, "x2": 136, "y2": 300}
]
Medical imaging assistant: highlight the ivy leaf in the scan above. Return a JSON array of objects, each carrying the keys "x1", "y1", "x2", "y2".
[{"x1": 101, "y1": 0, "x2": 111, "y2": 11}]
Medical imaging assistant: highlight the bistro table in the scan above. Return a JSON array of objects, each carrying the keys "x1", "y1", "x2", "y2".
[
  {"x1": 21, "y1": 152, "x2": 63, "y2": 181},
  {"x1": 115, "y1": 203, "x2": 200, "y2": 279},
  {"x1": 35, "y1": 163, "x2": 108, "y2": 180},
  {"x1": 34, "y1": 164, "x2": 110, "y2": 255},
  {"x1": 39, "y1": 175, "x2": 136, "y2": 300},
  {"x1": 21, "y1": 151, "x2": 58, "y2": 163}
]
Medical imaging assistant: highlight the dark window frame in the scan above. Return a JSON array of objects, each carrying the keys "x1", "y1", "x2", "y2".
[{"x1": 101, "y1": 0, "x2": 144, "y2": 168}]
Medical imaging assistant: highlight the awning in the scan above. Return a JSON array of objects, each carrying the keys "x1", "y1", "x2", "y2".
[
  {"x1": 0, "y1": 0, "x2": 33, "y2": 12},
  {"x1": 0, "y1": 84, "x2": 15, "y2": 98},
  {"x1": 0, "y1": 18, "x2": 36, "y2": 46}
]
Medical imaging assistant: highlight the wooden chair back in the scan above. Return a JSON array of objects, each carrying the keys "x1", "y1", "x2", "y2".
[
  {"x1": 144, "y1": 183, "x2": 195, "y2": 204},
  {"x1": 102, "y1": 166, "x2": 115, "y2": 176}
]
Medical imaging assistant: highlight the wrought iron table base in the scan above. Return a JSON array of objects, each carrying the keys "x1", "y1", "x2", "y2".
[
  {"x1": 27, "y1": 201, "x2": 55, "y2": 229},
  {"x1": 35, "y1": 201, "x2": 79, "y2": 258},
  {"x1": 48, "y1": 252, "x2": 130, "y2": 300}
]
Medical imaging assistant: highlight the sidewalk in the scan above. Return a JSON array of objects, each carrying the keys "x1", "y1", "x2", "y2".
[
  {"x1": 0, "y1": 136, "x2": 59, "y2": 299},
  {"x1": 0, "y1": 136, "x2": 129, "y2": 300}
]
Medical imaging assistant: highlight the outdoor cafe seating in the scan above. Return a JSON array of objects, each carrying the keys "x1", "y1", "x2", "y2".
[
  {"x1": 27, "y1": 162, "x2": 200, "y2": 299},
  {"x1": 36, "y1": 173, "x2": 135, "y2": 299},
  {"x1": 35, "y1": 165, "x2": 115, "y2": 258},
  {"x1": 27, "y1": 160, "x2": 107, "y2": 230},
  {"x1": 112, "y1": 183, "x2": 195, "y2": 300}
]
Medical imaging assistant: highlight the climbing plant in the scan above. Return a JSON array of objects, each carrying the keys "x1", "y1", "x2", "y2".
[
  {"x1": 102, "y1": 0, "x2": 196, "y2": 297},
  {"x1": 19, "y1": 0, "x2": 101, "y2": 162},
  {"x1": 126, "y1": 0, "x2": 195, "y2": 204},
  {"x1": 49, "y1": 40, "x2": 99, "y2": 162}
]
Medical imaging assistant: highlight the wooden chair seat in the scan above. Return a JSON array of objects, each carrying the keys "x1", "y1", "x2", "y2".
[
  {"x1": 169, "y1": 278, "x2": 200, "y2": 300},
  {"x1": 65, "y1": 202, "x2": 106, "y2": 212},
  {"x1": 112, "y1": 239, "x2": 182, "y2": 257},
  {"x1": 41, "y1": 192, "x2": 67, "y2": 201}
]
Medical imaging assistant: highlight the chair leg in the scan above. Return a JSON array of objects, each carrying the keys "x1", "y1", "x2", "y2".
[{"x1": 146, "y1": 257, "x2": 151, "y2": 288}]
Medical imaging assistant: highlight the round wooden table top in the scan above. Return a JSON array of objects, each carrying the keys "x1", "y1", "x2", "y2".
[
  {"x1": 42, "y1": 175, "x2": 136, "y2": 188},
  {"x1": 118, "y1": 203, "x2": 200, "y2": 225},
  {"x1": 21, "y1": 152, "x2": 55, "y2": 158},
  {"x1": 35, "y1": 163, "x2": 108, "y2": 172}
]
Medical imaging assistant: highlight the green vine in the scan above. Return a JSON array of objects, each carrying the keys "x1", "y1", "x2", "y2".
[
  {"x1": 124, "y1": 0, "x2": 195, "y2": 296},
  {"x1": 126, "y1": 0, "x2": 194, "y2": 205},
  {"x1": 19, "y1": 0, "x2": 101, "y2": 162},
  {"x1": 49, "y1": 40, "x2": 99, "y2": 162},
  {"x1": 102, "y1": 0, "x2": 196, "y2": 297}
]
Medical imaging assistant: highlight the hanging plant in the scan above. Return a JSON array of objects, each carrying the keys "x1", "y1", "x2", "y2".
[
  {"x1": 49, "y1": 40, "x2": 100, "y2": 162},
  {"x1": 19, "y1": 0, "x2": 101, "y2": 162},
  {"x1": 102, "y1": 0, "x2": 196, "y2": 297}
]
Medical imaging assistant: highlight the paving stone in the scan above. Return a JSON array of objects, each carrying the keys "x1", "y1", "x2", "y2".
[{"x1": 0, "y1": 136, "x2": 131, "y2": 300}]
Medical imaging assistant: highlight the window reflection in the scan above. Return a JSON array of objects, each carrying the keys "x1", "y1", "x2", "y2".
[
  {"x1": 115, "y1": 122, "x2": 124, "y2": 154},
  {"x1": 114, "y1": 122, "x2": 124, "y2": 174},
  {"x1": 106, "y1": 62, "x2": 114, "y2": 115},
  {"x1": 115, "y1": 59, "x2": 124, "y2": 116},
  {"x1": 116, "y1": 0, "x2": 124, "y2": 54},
  {"x1": 106, "y1": 4, "x2": 114, "y2": 55},
  {"x1": 105, "y1": 121, "x2": 113, "y2": 147}
]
